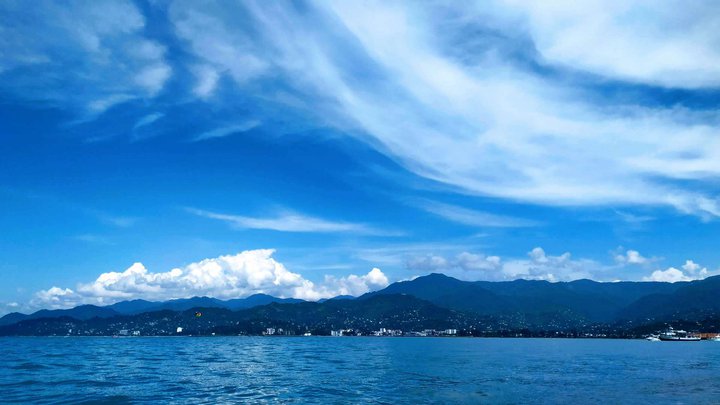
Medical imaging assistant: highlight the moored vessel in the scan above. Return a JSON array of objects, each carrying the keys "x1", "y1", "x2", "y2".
[{"x1": 658, "y1": 327, "x2": 700, "y2": 341}]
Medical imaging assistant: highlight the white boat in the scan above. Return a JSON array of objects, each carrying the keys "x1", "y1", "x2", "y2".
[
  {"x1": 645, "y1": 335, "x2": 660, "y2": 341},
  {"x1": 658, "y1": 327, "x2": 701, "y2": 341},
  {"x1": 711, "y1": 335, "x2": 720, "y2": 342}
]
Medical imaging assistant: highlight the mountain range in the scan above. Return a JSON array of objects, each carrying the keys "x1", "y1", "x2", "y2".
[
  {"x1": 2, "y1": 274, "x2": 720, "y2": 335},
  {"x1": 0, "y1": 294, "x2": 302, "y2": 326}
]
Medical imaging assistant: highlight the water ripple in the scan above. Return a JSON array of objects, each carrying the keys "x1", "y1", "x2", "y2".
[{"x1": 1, "y1": 337, "x2": 719, "y2": 403}]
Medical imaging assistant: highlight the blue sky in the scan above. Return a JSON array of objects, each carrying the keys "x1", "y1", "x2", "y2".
[{"x1": 2, "y1": 0, "x2": 720, "y2": 313}]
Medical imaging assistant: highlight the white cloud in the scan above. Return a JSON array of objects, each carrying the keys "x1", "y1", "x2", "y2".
[
  {"x1": 416, "y1": 200, "x2": 539, "y2": 228},
  {"x1": 681, "y1": 259, "x2": 708, "y2": 277},
  {"x1": 615, "y1": 211, "x2": 654, "y2": 225},
  {"x1": 502, "y1": 247, "x2": 595, "y2": 282},
  {"x1": 134, "y1": 64, "x2": 172, "y2": 96},
  {"x1": 192, "y1": 65, "x2": 221, "y2": 99},
  {"x1": 133, "y1": 113, "x2": 165, "y2": 130},
  {"x1": 3, "y1": 2, "x2": 720, "y2": 216},
  {"x1": 31, "y1": 249, "x2": 390, "y2": 309},
  {"x1": 31, "y1": 287, "x2": 80, "y2": 309},
  {"x1": 455, "y1": 252, "x2": 502, "y2": 271},
  {"x1": 162, "y1": 1, "x2": 720, "y2": 218},
  {"x1": 187, "y1": 207, "x2": 398, "y2": 235},
  {"x1": 88, "y1": 94, "x2": 136, "y2": 114},
  {"x1": 323, "y1": 2, "x2": 720, "y2": 216},
  {"x1": 97, "y1": 214, "x2": 137, "y2": 228},
  {"x1": 614, "y1": 249, "x2": 649, "y2": 265},
  {"x1": 643, "y1": 267, "x2": 691, "y2": 283},
  {"x1": 406, "y1": 255, "x2": 451, "y2": 272},
  {"x1": 406, "y1": 248, "x2": 720, "y2": 284},
  {"x1": 74, "y1": 234, "x2": 113, "y2": 246},
  {"x1": 405, "y1": 247, "x2": 593, "y2": 282},
  {"x1": 493, "y1": 0, "x2": 720, "y2": 88},
  {"x1": 191, "y1": 121, "x2": 261, "y2": 142},
  {"x1": 644, "y1": 259, "x2": 714, "y2": 282},
  {"x1": 0, "y1": 302, "x2": 21, "y2": 317},
  {"x1": 317, "y1": 268, "x2": 389, "y2": 297},
  {"x1": 0, "y1": 0, "x2": 172, "y2": 113},
  {"x1": 626, "y1": 251, "x2": 646, "y2": 264},
  {"x1": 352, "y1": 242, "x2": 485, "y2": 268},
  {"x1": 170, "y1": 2, "x2": 268, "y2": 85}
]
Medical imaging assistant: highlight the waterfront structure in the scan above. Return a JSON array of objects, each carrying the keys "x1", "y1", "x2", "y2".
[{"x1": 658, "y1": 328, "x2": 700, "y2": 341}]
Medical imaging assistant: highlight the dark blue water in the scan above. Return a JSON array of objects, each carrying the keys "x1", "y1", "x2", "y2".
[{"x1": 1, "y1": 337, "x2": 719, "y2": 404}]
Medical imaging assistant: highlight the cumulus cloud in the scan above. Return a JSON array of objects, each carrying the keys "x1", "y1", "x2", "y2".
[
  {"x1": 406, "y1": 255, "x2": 451, "y2": 272},
  {"x1": 681, "y1": 260, "x2": 708, "y2": 277},
  {"x1": 614, "y1": 249, "x2": 650, "y2": 265},
  {"x1": 502, "y1": 248, "x2": 595, "y2": 282},
  {"x1": 316, "y1": 268, "x2": 389, "y2": 297},
  {"x1": 643, "y1": 259, "x2": 713, "y2": 282},
  {"x1": 31, "y1": 249, "x2": 390, "y2": 310},
  {"x1": 643, "y1": 268, "x2": 692, "y2": 283},
  {"x1": 455, "y1": 252, "x2": 502, "y2": 273},
  {"x1": 31, "y1": 287, "x2": 80, "y2": 309},
  {"x1": 0, "y1": 0, "x2": 171, "y2": 113}
]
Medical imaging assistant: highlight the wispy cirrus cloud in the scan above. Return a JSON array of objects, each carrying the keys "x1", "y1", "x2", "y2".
[
  {"x1": 163, "y1": 0, "x2": 720, "y2": 219},
  {"x1": 5, "y1": 1, "x2": 720, "y2": 217},
  {"x1": 73, "y1": 234, "x2": 114, "y2": 246},
  {"x1": 416, "y1": 200, "x2": 540, "y2": 228},
  {"x1": 0, "y1": 188, "x2": 137, "y2": 228},
  {"x1": 491, "y1": 1, "x2": 720, "y2": 88},
  {"x1": 93, "y1": 213, "x2": 137, "y2": 228},
  {"x1": 133, "y1": 112, "x2": 165, "y2": 130},
  {"x1": 190, "y1": 121, "x2": 261, "y2": 142},
  {"x1": 0, "y1": 0, "x2": 170, "y2": 114},
  {"x1": 186, "y1": 207, "x2": 400, "y2": 236}
]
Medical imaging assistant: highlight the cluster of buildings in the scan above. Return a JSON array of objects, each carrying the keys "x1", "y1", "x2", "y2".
[
  {"x1": 330, "y1": 328, "x2": 459, "y2": 337},
  {"x1": 263, "y1": 327, "x2": 300, "y2": 336},
  {"x1": 403, "y1": 329, "x2": 458, "y2": 337},
  {"x1": 118, "y1": 329, "x2": 141, "y2": 336},
  {"x1": 373, "y1": 328, "x2": 403, "y2": 336}
]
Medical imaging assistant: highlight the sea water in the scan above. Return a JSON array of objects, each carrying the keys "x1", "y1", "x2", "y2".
[{"x1": 1, "y1": 337, "x2": 719, "y2": 404}]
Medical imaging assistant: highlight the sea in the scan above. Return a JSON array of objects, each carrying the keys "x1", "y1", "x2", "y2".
[{"x1": 1, "y1": 337, "x2": 719, "y2": 404}]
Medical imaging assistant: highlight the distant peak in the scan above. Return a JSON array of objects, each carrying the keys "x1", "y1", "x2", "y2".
[
  {"x1": 245, "y1": 293, "x2": 273, "y2": 298},
  {"x1": 424, "y1": 273, "x2": 453, "y2": 280}
]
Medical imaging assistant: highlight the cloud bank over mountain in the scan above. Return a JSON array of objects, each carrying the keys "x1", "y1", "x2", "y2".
[
  {"x1": 12, "y1": 247, "x2": 718, "y2": 315},
  {"x1": 32, "y1": 250, "x2": 389, "y2": 310},
  {"x1": 405, "y1": 247, "x2": 718, "y2": 283}
]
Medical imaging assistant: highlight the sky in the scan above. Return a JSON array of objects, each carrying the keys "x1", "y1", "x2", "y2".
[{"x1": 2, "y1": 0, "x2": 720, "y2": 314}]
